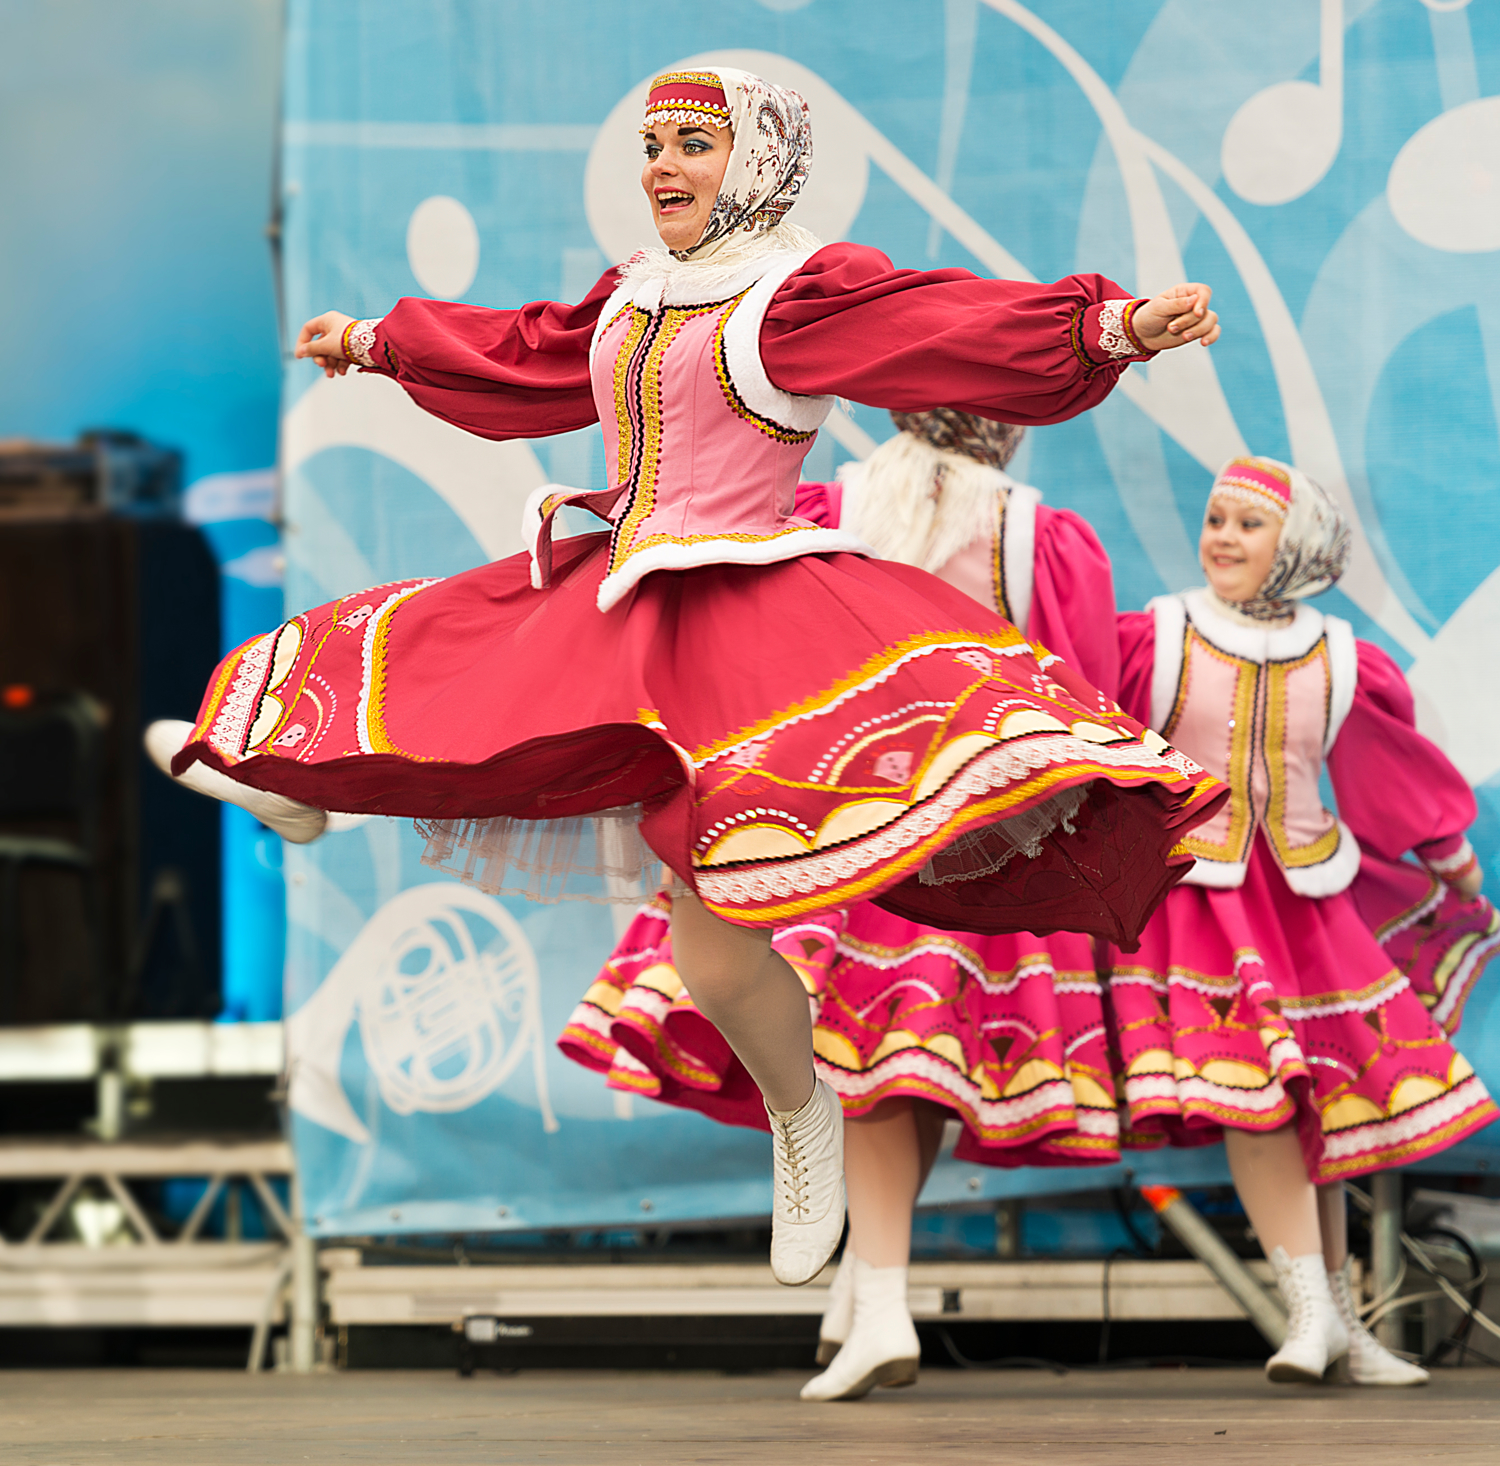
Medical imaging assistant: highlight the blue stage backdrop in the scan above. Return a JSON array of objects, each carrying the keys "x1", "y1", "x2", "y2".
[{"x1": 278, "y1": 0, "x2": 1500, "y2": 1236}]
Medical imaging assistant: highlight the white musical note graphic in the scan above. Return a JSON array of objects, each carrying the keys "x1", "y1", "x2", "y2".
[
  {"x1": 1221, "y1": 0, "x2": 1344, "y2": 204},
  {"x1": 1387, "y1": 0, "x2": 1499, "y2": 254}
]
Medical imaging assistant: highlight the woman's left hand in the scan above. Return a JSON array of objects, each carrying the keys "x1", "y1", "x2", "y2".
[{"x1": 1131, "y1": 283, "x2": 1220, "y2": 351}]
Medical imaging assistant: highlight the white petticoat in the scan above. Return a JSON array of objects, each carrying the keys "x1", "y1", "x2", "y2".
[
  {"x1": 417, "y1": 783, "x2": 1088, "y2": 908},
  {"x1": 417, "y1": 806, "x2": 661, "y2": 904}
]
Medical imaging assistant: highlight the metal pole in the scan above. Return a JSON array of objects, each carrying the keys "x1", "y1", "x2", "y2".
[
  {"x1": 1141, "y1": 1185, "x2": 1287, "y2": 1347},
  {"x1": 1371, "y1": 1170, "x2": 1404, "y2": 1350},
  {"x1": 95, "y1": 1068, "x2": 124, "y2": 1143},
  {"x1": 288, "y1": 1175, "x2": 318, "y2": 1372}
]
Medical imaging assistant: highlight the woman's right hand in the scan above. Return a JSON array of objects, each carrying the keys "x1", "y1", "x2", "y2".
[
  {"x1": 1454, "y1": 864, "x2": 1485, "y2": 901},
  {"x1": 295, "y1": 311, "x2": 357, "y2": 377}
]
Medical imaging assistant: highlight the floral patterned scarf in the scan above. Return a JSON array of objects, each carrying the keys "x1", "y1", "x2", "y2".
[
  {"x1": 1212, "y1": 455, "x2": 1352, "y2": 621},
  {"x1": 888, "y1": 409, "x2": 1024, "y2": 470}
]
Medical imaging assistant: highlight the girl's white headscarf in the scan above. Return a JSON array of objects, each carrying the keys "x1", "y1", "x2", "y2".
[{"x1": 1208, "y1": 455, "x2": 1352, "y2": 621}]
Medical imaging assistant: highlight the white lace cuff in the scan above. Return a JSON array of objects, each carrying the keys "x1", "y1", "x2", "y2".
[
  {"x1": 1425, "y1": 837, "x2": 1477, "y2": 881},
  {"x1": 341, "y1": 318, "x2": 382, "y2": 368},
  {"x1": 1095, "y1": 299, "x2": 1146, "y2": 360}
]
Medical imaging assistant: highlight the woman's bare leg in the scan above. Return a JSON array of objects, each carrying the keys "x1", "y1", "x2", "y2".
[
  {"x1": 669, "y1": 891, "x2": 814, "y2": 1113},
  {"x1": 1223, "y1": 1124, "x2": 1322, "y2": 1258},
  {"x1": 671, "y1": 892, "x2": 842, "y2": 1288}
]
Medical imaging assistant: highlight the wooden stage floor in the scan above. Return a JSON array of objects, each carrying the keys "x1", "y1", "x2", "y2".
[{"x1": 2, "y1": 1366, "x2": 1496, "y2": 1464}]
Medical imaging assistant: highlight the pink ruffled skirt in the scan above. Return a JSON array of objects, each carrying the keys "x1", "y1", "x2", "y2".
[
  {"x1": 558, "y1": 893, "x2": 1124, "y2": 1167},
  {"x1": 1104, "y1": 835, "x2": 1497, "y2": 1182}
]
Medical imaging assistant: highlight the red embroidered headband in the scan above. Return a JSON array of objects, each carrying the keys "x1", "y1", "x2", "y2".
[
  {"x1": 1212, "y1": 456, "x2": 1292, "y2": 520},
  {"x1": 643, "y1": 71, "x2": 732, "y2": 133}
]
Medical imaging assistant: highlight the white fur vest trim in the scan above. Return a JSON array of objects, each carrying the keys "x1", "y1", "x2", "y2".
[
  {"x1": 1147, "y1": 589, "x2": 1360, "y2": 897},
  {"x1": 1000, "y1": 481, "x2": 1039, "y2": 631}
]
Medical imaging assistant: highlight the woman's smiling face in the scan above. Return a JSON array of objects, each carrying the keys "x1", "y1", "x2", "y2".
[
  {"x1": 1200, "y1": 493, "x2": 1282, "y2": 605},
  {"x1": 641, "y1": 121, "x2": 733, "y2": 252}
]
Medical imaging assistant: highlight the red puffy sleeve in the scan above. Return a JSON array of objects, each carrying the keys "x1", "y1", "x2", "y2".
[
  {"x1": 1328, "y1": 640, "x2": 1478, "y2": 867},
  {"x1": 1028, "y1": 505, "x2": 1121, "y2": 700},
  {"x1": 1113, "y1": 611, "x2": 1157, "y2": 726},
  {"x1": 361, "y1": 267, "x2": 622, "y2": 441},
  {"x1": 761, "y1": 244, "x2": 1154, "y2": 425},
  {"x1": 791, "y1": 479, "x2": 843, "y2": 528}
]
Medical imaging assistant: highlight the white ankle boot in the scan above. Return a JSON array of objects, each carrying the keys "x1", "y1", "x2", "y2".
[
  {"x1": 801, "y1": 1257, "x2": 920, "y2": 1401},
  {"x1": 816, "y1": 1249, "x2": 856, "y2": 1365},
  {"x1": 767, "y1": 1079, "x2": 845, "y2": 1287},
  {"x1": 144, "y1": 720, "x2": 327, "y2": 844},
  {"x1": 1328, "y1": 1260, "x2": 1429, "y2": 1386},
  {"x1": 1265, "y1": 1247, "x2": 1349, "y2": 1383}
]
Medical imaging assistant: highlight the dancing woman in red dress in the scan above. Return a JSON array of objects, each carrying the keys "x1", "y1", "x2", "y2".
[{"x1": 148, "y1": 67, "x2": 1224, "y2": 1285}]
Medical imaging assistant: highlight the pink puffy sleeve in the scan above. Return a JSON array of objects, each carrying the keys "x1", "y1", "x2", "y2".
[
  {"x1": 1028, "y1": 505, "x2": 1121, "y2": 700},
  {"x1": 351, "y1": 267, "x2": 622, "y2": 441},
  {"x1": 791, "y1": 480, "x2": 844, "y2": 528},
  {"x1": 761, "y1": 244, "x2": 1155, "y2": 426},
  {"x1": 1328, "y1": 640, "x2": 1479, "y2": 875},
  {"x1": 1113, "y1": 611, "x2": 1157, "y2": 727}
]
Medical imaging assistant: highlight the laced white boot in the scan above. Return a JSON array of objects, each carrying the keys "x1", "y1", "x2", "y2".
[
  {"x1": 767, "y1": 1079, "x2": 845, "y2": 1287},
  {"x1": 1328, "y1": 1260, "x2": 1429, "y2": 1386},
  {"x1": 816, "y1": 1249, "x2": 857, "y2": 1365},
  {"x1": 801, "y1": 1257, "x2": 920, "y2": 1401},
  {"x1": 1265, "y1": 1247, "x2": 1349, "y2": 1383},
  {"x1": 144, "y1": 720, "x2": 327, "y2": 844}
]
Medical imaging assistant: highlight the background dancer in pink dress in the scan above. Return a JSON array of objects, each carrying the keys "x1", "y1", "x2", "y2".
[
  {"x1": 146, "y1": 67, "x2": 1225, "y2": 1290},
  {"x1": 1105, "y1": 456, "x2": 1499, "y2": 1386},
  {"x1": 562, "y1": 407, "x2": 1133, "y2": 1399}
]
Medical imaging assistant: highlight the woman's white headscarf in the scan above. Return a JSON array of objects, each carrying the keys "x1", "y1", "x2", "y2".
[{"x1": 642, "y1": 67, "x2": 813, "y2": 262}]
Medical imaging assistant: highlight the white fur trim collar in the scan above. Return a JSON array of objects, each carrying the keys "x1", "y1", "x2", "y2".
[
  {"x1": 617, "y1": 235, "x2": 821, "y2": 309},
  {"x1": 1178, "y1": 586, "x2": 1326, "y2": 662}
]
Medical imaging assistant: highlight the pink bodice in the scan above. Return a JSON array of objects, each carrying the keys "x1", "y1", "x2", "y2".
[
  {"x1": 1148, "y1": 589, "x2": 1359, "y2": 896},
  {"x1": 523, "y1": 251, "x2": 866, "y2": 611}
]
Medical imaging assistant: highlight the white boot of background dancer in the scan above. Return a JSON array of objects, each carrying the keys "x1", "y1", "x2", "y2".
[
  {"x1": 800, "y1": 1255, "x2": 920, "y2": 1401},
  {"x1": 144, "y1": 720, "x2": 327, "y2": 844},
  {"x1": 1265, "y1": 1247, "x2": 1349, "y2": 1383},
  {"x1": 815, "y1": 1249, "x2": 857, "y2": 1365},
  {"x1": 1328, "y1": 1260, "x2": 1429, "y2": 1385},
  {"x1": 767, "y1": 1079, "x2": 845, "y2": 1287}
]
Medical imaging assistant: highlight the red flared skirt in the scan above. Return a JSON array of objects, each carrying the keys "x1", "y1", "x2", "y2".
[{"x1": 179, "y1": 534, "x2": 1222, "y2": 932}]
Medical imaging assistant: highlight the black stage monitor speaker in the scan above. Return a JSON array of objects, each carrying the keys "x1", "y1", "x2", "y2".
[{"x1": 0, "y1": 458, "x2": 222, "y2": 1022}]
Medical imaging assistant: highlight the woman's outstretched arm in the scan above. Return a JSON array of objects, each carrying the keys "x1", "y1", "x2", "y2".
[
  {"x1": 290, "y1": 266, "x2": 623, "y2": 442},
  {"x1": 760, "y1": 243, "x2": 1217, "y2": 425}
]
